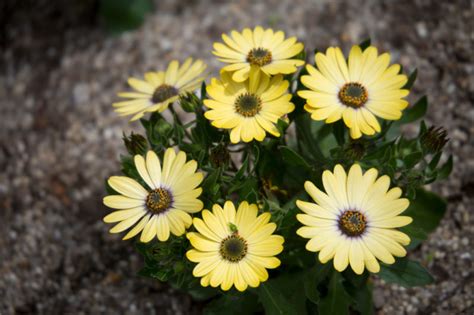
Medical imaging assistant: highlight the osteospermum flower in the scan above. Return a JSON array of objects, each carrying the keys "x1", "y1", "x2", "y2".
[
  {"x1": 186, "y1": 201, "x2": 284, "y2": 291},
  {"x1": 296, "y1": 164, "x2": 412, "y2": 274},
  {"x1": 113, "y1": 58, "x2": 207, "y2": 121},
  {"x1": 204, "y1": 70, "x2": 294, "y2": 143},
  {"x1": 298, "y1": 46, "x2": 409, "y2": 139},
  {"x1": 213, "y1": 26, "x2": 304, "y2": 82},
  {"x1": 103, "y1": 149, "x2": 204, "y2": 242}
]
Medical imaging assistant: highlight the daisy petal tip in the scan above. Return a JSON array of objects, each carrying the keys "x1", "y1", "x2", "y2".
[
  {"x1": 303, "y1": 180, "x2": 315, "y2": 190},
  {"x1": 295, "y1": 199, "x2": 304, "y2": 209},
  {"x1": 296, "y1": 227, "x2": 305, "y2": 237},
  {"x1": 352, "y1": 266, "x2": 365, "y2": 275}
]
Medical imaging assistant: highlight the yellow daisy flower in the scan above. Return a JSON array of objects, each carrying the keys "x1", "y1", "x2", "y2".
[
  {"x1": 186, "y1": 201, "x2": 284, "y2": 291},
  {"x1": 296, "y1": 164, "x2": 412, "y2": 274},
  {"x1": 298, "y1": 46, "x2": 409, "y2": 139},
  {"x1": 103, "y1": 149, "x2": 204, "y2": 242},
  {"x1": 113, "y1": 58, "x2": 207, "y2": 121},
  {"x1": 213, "y1": 26, "x2": 304, "y2": 82},
  {"x1": 204, "y1": 70, "x2": 294, "y2": 143}
]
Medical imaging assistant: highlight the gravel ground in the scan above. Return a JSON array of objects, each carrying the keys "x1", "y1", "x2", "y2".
[{"x1": 1, "y1": 0, "x2": 472, "y2": 314}]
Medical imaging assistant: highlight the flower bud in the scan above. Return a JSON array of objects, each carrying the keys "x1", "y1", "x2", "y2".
[
  {"x1": 123, "y1": 132, "x2": 148, "y2": 155},
  {"x1": 209, "y1": 144, "x2": 230, "y2": 168},
  {"x1": 180, "y1": 92, "x2": 201, "y2": 112},
  {"x1": 421, "y1": 126, "x2": 448, "y2": 153},
  {"x1": 344, "y1": 139, "x2": 366, "y2": 161}
]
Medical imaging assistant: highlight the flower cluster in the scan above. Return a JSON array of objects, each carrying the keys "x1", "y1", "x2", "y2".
[{"x1": 102, "y1": 26, "x2": 451, "y2": 313}]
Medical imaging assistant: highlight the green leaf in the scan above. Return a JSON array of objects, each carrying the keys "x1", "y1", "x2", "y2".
[
  {"x1": 419, "y1": 120, "x2": 428, "y2": 135},
  {"x1": 202, "y1": 168, "x2": 221, "y2": 192},
  {"x1": 187, "y1": 285, "x2": 219, "y2": 301},
  {"x1": 137, "y1": 266, "x2": 170, "y2": 282},
  {"x1": 203, "y1": 292, "x2": 260, "y2": 315},
  {"x1": 402, "y1": 68, "x2": 418, "y2": 90},
  {"x1": 404, "y1": 151, "x2": 423, "y2": 168},
  {"x1": 428, "y1": 152, "x2": 442, "y2": 170},
  {"x1": 400, "y1": 188, "x2": 446, "y2": 241},
  {"x1": 235, "y1": 155, "x2": 249, "y2": 180},
  {"x1": 258, "y1": 282, "x2": 299, "y2": 315},
  {"x1": 318, "y1": 272, "x2": 350, "y2": 315},
  {"x1": 200, "y1": 82, "x2": 207, "y2": 100},
  {"x1": 304, "y1": 262, "x2": 331, "y2": 304},
  {"x1": 342, "y1": 270, "x2": 373, "y2": 315},
  {"x1": 239, "y1": 178, "x2": 259, "y2": 202},
  {"x1": 332, "y1": 120, "x2": 346, "y2": 146},
  {"x1": 280, "y1": 146, "x2": 311, "y2": 169},
  {"x1": 437, "y1": 155, "x2": 453, "y2": 180},
  {"x1": 365, "y1": 141, "x2": 395, "y2": 161},
  {"x1": 120, "y1": 155, "x2": 141, "y2": 181},
  {"x1": 294, "y1": 115, "x2": 324, "y2": 160},
  {"x1": 250, "y1": 143, "x2": 261, "y2": 172},
  {"x1": 276, "y1": 118, "x2": 290, "y2": 134},
  {"x1": 379, "y1": 258, "x2": 434, "y2": 287},
  {"x1": 398, "y1": 96, "x2": 428, "y2": 124},
  {"x1": 352, "y1": 283, "x2": 374, "y2": 315}
]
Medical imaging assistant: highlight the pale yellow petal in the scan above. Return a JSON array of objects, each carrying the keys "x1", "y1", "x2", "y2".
[
  {"x1": 103, "y1": 207, "x2": 146, "y2": 223},
  {"x1": 103, "y1": 195, "x2": 144, "y2": 209},
  {"x1": 134, "y1": 154, "x2": 155, "y2": 190},
  {"x1": 145, "y1": 150, "x2": 162, "y2": 188},
  {"x1": 108, "y1": 176, "x2": 148, "y2": 200},
  {"x1": 140, "y1": 215, "x2": 158, "y2": 243},
  {"x1": 156, "y1": 214, "x2": 171, "y2": 241}
]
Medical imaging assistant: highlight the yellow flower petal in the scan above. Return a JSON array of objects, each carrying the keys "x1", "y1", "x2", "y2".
[
  {"x1": 134, "y1": 154, "x2": 156, "y2": 190},
  {"x1": 109, "y1": 211, "x2": 146, "y2": 233},
  {"x1": 333, "y1": 241, "x2": 350, "y2": 272},
  {"x1": 103, "y1": 195, "x2": 144, "y2": 209},
  {"x1": 193, "y1": 258, "x2": 221, "y2": 277},
  {"x1": 140, "y1": 215, "x2": 158, "y2": 243},
  {"x1": 349, "y1": 240, "x2": 365, "y2": 275},
  {"x1": 210, "y1": 261, "x2": 227, "y2": 287},
  {"x1": 122, "y1": 214, "x2": 151, "y2": 240},
  {"x1": 103, "y1": 207, "x2": 146, "y2": 223},
  {"x1": 127, "y1": 78, "x2": 154, "y2": 94},
  {"x1": 108, "y1": 176, "x2": 148, "y2": 200},
  {"x1": 186, "y1": 249, "x2": 217, "y2": 263},
  {"x1": 249, "y1": 236, "x2": 284, "y2": 256},
  {"x1": 145, "y1": 150, "x2": 162, "y2": 188},
  {"x1": 239, "y1": 261, "x2": 260, "y2": 287},
  {"x1": 156, "y1": 214, "x2": 171, "y2": 241}
]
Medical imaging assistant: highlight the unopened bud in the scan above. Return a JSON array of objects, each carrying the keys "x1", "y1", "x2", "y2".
[
  {"x1": 344, "y1": 140, "x2": 366, "y2": 161},
  {"x1": 180, "y1": 92, "x2": 201, "y2": 112},
  {"x1": 210, "y1": 144, "x2": 230, "y2": 168},
  {"x1": 421, "y1": 126, "x2": 448, "y2": 153},
  {"x1": 123, "y1": 132, "x2": 148, "y2": 155}
]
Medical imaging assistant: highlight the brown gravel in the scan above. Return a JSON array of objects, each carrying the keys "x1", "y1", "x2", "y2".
[{"x1": 1, "y1": 0, "x2": 472, "y2": 314}]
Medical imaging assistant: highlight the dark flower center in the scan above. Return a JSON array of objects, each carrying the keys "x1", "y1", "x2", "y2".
[
  {"x1": 338, "y1": 82, "x2": 368, "y2": 108},
  {"x1": 338, "y1": 210, "x2": 367, "y2": 237},
  {"x1": 146, "y1": 188, "x2": 173, "y2": 214},
  {"x1": 220, "y1": 234, "x2": 248, "y2": 262},
  {"x1": 234, "y1": 93, "x2": 262, "y2": 117},
  {"x1": 152, "y1": 84, "x2": 179, "y2": 103},
  {"x1": 247, "y1": 48, "x2": 272, "y2": 66}
]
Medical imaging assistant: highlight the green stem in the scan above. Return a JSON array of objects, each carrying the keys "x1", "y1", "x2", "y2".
[{"x1": 169, "y1": 104, "x2": 193, "y2": 140}]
